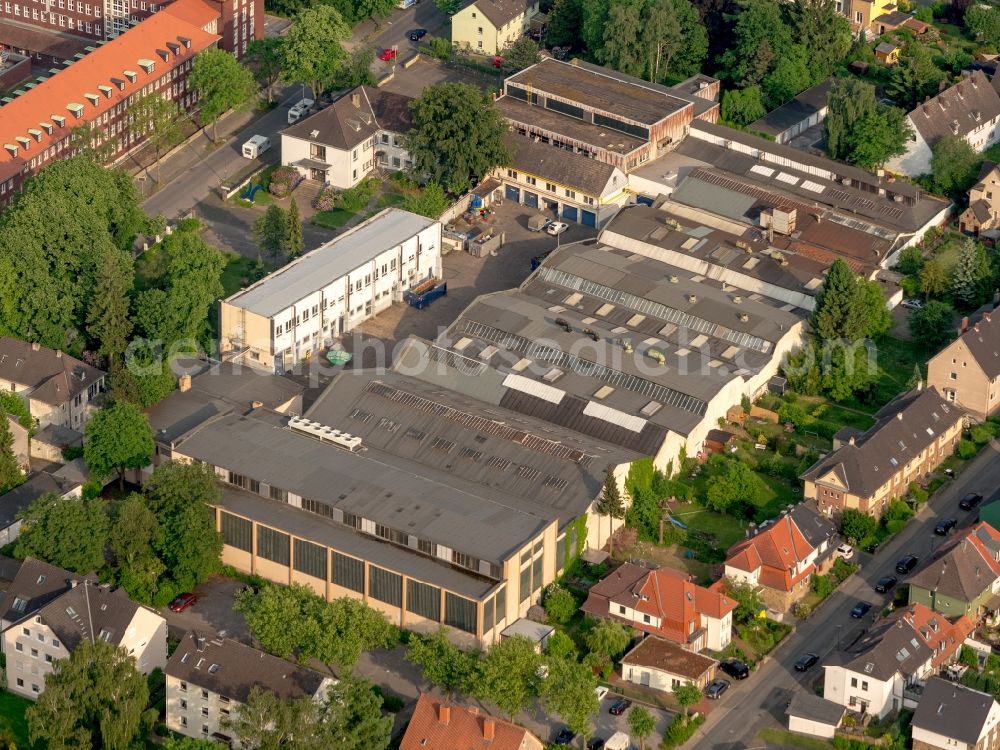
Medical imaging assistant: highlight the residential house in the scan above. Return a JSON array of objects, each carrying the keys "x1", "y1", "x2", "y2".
[
  {"x1": 801, "y1": 385, "x2": 963, "y2": 519},
  {"x1": 749, "y1": 79, "x2": 833, "y2": 144},
  {"x1": 165, "y1": 631, "x2": 333, "y2": 746},
  {"x1": 0, "y1": 338, "x2": 105, "y2": 431},
  {"x1": 450, "y1": 0, "x2": 539, "y2": 56},
  {"x1": 620, "y1": 636, "x2": 718, "y2": 693},
  {"x1": 0, "y1": 471, "x2": 82, "y2": 547},
  {"x1": 0, "y1": 7, "x2": 219, "y2": 207},
  {"x1": 959, "y1": 162, "x2": 1000, "y2": 235},
  {"x1": 1, "y1": 568, "x2": 167, "y2": 699},
  {"x1": 844, "y1": 0, "x2": 902, "y2": 37},
  {"x1": 911, "y1": 677, "x2": 1000, "y2": 750},
  {"x1": 400, "y1": 694, "x2": 544, "y2": 750},
  {"x1": 218, "y1": 209, "x2": 442, "y2": 372},
  {"x1": 887, "y1": 71, "x2": 1000, "y2": 176},
  {"x1": 281, "y1": 86, "x2": 414, "y2": 190},
  {"x1": 581, "y1": 563, "x2": 736, "y2": 651},
  {"x1": 496, "y1": 58, "x2": 719, "y2": 175},
  {"x1": 0, "y1": 557, "x2": 79, "y2": 629},
  {"x1": 927, "y1": 312, "x2": 1000, "y2": 420},
  {"x1": 908, "y1": 523, "x2": 1000, "y2": 618},
  {"x1": 497, "y1": 132, "x2": 628, "y2": 227},
  {"x1": 874, "y1": 42, "x2": 901, "y2": 65},
  {"x1": 724, "y1": 503, "x2": 838, "y2": 611},
  {"x1": 822, "y1": 603, "x2": 973, "y2": 719}
]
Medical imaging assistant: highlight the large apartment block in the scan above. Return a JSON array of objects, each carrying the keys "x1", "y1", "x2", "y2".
[
  {"x1": 219, "y1": 209, "x2": 442, "y2": 373},
  {"x1": 0, "y1": 5, "x2": 217, "y2": 206},
  {"x1": 927, "y1": 312, "x2": 1000, "y2": 420}
]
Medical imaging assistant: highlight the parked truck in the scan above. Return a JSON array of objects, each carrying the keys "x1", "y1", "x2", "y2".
[{"x1": 404, "y1": 279, "x2": 447, "y2": 309}]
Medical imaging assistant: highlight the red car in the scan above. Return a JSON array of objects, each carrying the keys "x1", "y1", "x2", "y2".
[
  {"x1": 169, "y1": 593, "x2": 197, "y2": 612},
  {"x1": 379, "y1": 48, "x2": 397, "y2": 61}
]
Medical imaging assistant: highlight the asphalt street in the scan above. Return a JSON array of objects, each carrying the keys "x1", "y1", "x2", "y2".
[
  {"x1": 351, "y1": 1, "x2": 451, "y2": 58},
  {"x1": 691, "y1": 439, "x2": 1000, "y2": 750}
]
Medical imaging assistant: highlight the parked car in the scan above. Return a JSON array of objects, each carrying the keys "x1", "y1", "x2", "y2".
[
  {"x1": 287, "y1": 98, "x2": 314, "y2": 125},
  {"x1": 960, "y1": 492, "x2": 984, "y2": 511},
  {"x1": 168, "y1": 592, "x2": 197, "y2": 612},
  {"x1": 901, "y1": 298, "x2": 924, "y2": 309},
  {"x1": 865, "y1": 541, "x2": 880, "y2": 555},
  {"x1": 895, "y1": 554, "x2": 919, "y2": 574},
  {"x1": 609, "y1": 699, "x2": 631, "y2": 715},
  {"x1": 527, "y1": 214, "x2": 552, "y2": 232},
  {"x1": 241, "y1": 134, "x2": 271, "y2": 159},
  {"x1": 794, "y1": 653, "x2": 819, "y2": 672},
  {"x1": 554, "y1": 729, "x2": 575, "y2": 745},
  {"x1": 587, "y1": 739, "x2": 605, "y2": 750},
  {"x1": 934, "y1": 517, "x2": 958, "y2": 535},
  {"x1": 720, "y1": 659, "x2": 750, "y2": 680},
  {"x1": 851, "y1": 602, "x2": 872, "y2": 619},
  {"x1": 837, "y1": 543, "x2": 854, "y2": 560},
  {"x1": 595, "y1": 686, "x2": 609, "y2": 701},
  {"x1": 875, "y1": 575, "x2": 898, "y2": 593},
  {"x1": 705, "y1": 679, "x2": 731, "y2": 699},
  {"x1": 547, "y1": 221, "x2": 569, "y2": 236},
  {"x1": 408, "y1": 28, "x2": 428, "y2": 40},
  {"x1": 378, "y1": 47, "x2": 398, "y2": 61}
]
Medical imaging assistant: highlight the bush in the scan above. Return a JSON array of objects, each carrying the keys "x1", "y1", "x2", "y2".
[
  {"x1": 908, "y1": 482, "x2": 929, "y2": 504},
  {"x1": 970, "y1": 422, "x2": 996, "y2": 445},
  {"x1": 543, "y1": 585, "x2": 577, "y2": 625},
  {"x1": 793, "y1": 602, "x2": 812, "y2": 619},
  {"x1": 339, "y1": 177, "x2": 380, "y2": 212},
  {"x1": 268, "y1": 166, "x2": 302, "y2": 197},
  {"x1": 812, "y1": 574, "x2": 833, "y2": 598},
  {"x1": 958, "y1": 439, "x2": 978, "y2": 460},
  {"x1": 313, "y1": 186, "x2": 338, "y2": 211},
  {"x1": 661, "y1": 714, "x2": 705, "y2": 749},
  {"x1": 429, "y1": 37, "x2": 451, "y2": 59},
  {"x1": 758, "y1": 454, "x2": 798, "y2": 480}
]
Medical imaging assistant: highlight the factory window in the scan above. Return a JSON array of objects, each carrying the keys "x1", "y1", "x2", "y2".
[
  {"x1": 369, "y1": 566, "x2": 402, "y2": 607},
  {"x1": 406, "y1": 580, "x2": 441, "y2": 620},
  {"x1": 220, "y1": 512, "x2": 252, "y2": 552},
  {"x1": 293, "y1": 539, "x2": 327, "y2": 580},
  {"x1": 256, "y1": 527, "x2": 290, "y2": 565},
  {"x1": 331, "y1": 552, "x2": 364, "y2": 593}
]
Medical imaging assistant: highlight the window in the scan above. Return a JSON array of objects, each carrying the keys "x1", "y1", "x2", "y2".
[
  {"x1": 11, "y1": 598, "x2": 26, "y2": 613},
  {"x1": 221, "y1": 512, "x2": 252, "y2": 552},
  {"x1": 15, "y1": 679, "x2": 22, "y2": 688},
  {"x1": 269, "y1": 486, "x2": 287, "y2": 502},
  {"x1": 619, "y1": 605, "x2": 626, "y2": 614},
  {"x1": 22, "y1": 628, "x2": 29, "y2": 637},
  {"x1": 14, "y1": 643, "x2": 22, "y2": 653},
  {"x1": 180, "y1": 681, "x2": 188, "y2": 692},
  {"x1": 444, "y1": 592, "x2": 477, "y2": 634},
  {"x1": 564, "y1": 189, "x2": 576, "y2": 199},
  {"x1": 310, "y1": 143, "x2": 326, "y2": 160},
  {"x1": 256, "y1": 526, "x2": 290, "y2": 565},
  {"x1": 862, "y1": 681, "x2": 868, "y2": 691},
  {"x1": 201, "y1": 707, "x2": 209, "y2": 717},
  {"x1": 180, "y1": 699, "x2": 188, "y2": 709},
  {"x1": 30, "y1": 649, "x2": 37, "y2": 658},
  {"x1": 52, "y1": 640, "x2": 59, "y2": 649},
  {"x1": 37, "y1": 634, "x2": 44, "y2": 643},
  {"x1": 951, "y1": 372, "x2": 957, "y2": 380},
  {"x1": 201, "y1": 689, "x2": 209, "y2": 700},
  {"x1": 643, "y1": 614, "x2": 651, "y2": 623},
  {"x1": 369, "y1": 566, "x2": 402, "y2": 606},
  {"x1": 851, "y1": 678, "x2": 857, "y2": 687},
  {"x1": 525, "y1": 176, "x2": 536, "y2": 186},
  {"x1": 545, "y1": 182, "x2": 555, "y2": 192},
  {"x1": 293, "y1": 539, "x2": 327, "y2": 580},
  {"x1": 406, "y1": 580, "x2": 441, "y2": 620},
  {"x1": 332, "y1": 552, "x2": 365, "y2": 593},
  {"x1": 507, "y1": 169, "x2": 518, "y2": 179},
  {"x1": 477, "y1": 26, "x2": 483, "y2": 33}
]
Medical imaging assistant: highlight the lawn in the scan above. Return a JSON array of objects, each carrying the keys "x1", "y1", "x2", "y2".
[
  {"x1": 0, "y1": 691, "x2": 32, "y2": 747},
  {"x1": 756, "y1": 728, "x2": 832, "y2": 750},
  {"x1": 853, "y1": 335, "x2": 930, "y2": 411},
  {"x1": 673, "y1": 507, "x2": 747, "y2": 549},
  {"x1": 220, "y1": 253, "x2": 262, "y2": 297},
  {"x1": 311, "y1": 208, "x2": 356, "y2": 230},
  {"x1": 373, "y1": 190, "x2": 406, "y2": 211}
]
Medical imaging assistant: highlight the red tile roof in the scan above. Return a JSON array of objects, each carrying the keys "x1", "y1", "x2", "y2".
[
  {"x1": 893, "y1": 603, "x2": 975, "y2": 670},
  {"x1": 726, "y1": 514, "x2": 816, "y2": 592},
  {"x1": 161, "y1": 0, "x2": 221, "y2": 30},
  {"x1": 0, "y1": 9, "x2": 218, "y2": 185},
  {"x1": 400, "y1": 694, "x2": 542, "y2": 750}
]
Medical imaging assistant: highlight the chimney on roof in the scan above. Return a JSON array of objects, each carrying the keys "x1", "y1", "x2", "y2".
[
  {"x1": 438, "y1": 705, "x2": 450, "y2": 725},
  {"x1": 251, "y1": 400, "x2": 263, "y2": 409},
  {"x1": 196, "y1": 637, "x2": 206, "y2": 652},
  {"x1": 31, "y1": 342, "x2": 39, "y2": 352},
  {"x1": 897, "y1": 412, "x2": 903, "y2": 421},
  {"x1": 179, "y1": 373, "x2": 192, "y2": 393},
  {"x1": 351, "y1": 92, "x2": 361, "y2": 108},
  {"x1": 849, "y1": 436, "x2": 856, "y2": 446},
  {"x1": 484, "y1": 719, "x2": 496, "y2": 741},
  {"x1": 961, "y1": 316, "x2": 969, "y2": 333},
  {"x1": 56, "y1": 350, "x2": 62, "y2": 359},
  {"x1": 917, "y1": 379, "x2": 923, "y2": 391}
]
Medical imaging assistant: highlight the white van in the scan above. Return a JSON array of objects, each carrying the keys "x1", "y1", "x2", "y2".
[
  {"x1": 287, "y1": 98, "x2": 314, "y2": 125},
  {"x1": 242, "y1": 135, "x2": 271, "y2": 159}
]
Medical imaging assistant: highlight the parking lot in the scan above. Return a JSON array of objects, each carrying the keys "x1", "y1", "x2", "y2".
[
  {"x1": 160, "y1": 575, "x2": 251, "y2": 644},
  {"x1": 380, "y1": 55, "x2": 501, "y2": 98}
]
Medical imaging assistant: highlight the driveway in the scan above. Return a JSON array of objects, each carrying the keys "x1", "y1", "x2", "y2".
[
  {"x1": 379, "y1": 55, "x2": 500, "y2": 97},
  {"x1": 160, "y1": 576, "x2": 250, "y2": 643},
  {"x1": 690, "y1": 439, "x2": 1000, "y2": 750}
]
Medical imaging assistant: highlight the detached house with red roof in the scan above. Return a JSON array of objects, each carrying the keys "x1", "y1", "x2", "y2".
[
  {"x1": 0, "y1": 3, "x2": 218, "y2": 207},
  {"x1": 724, "y1": 502, "x2": 839, "y2": 611},
  {"x1": 581, "y1": 562, "x2": 736, "y2": 652},
  {"x1": 400, "y1": 694, "x2": 544, "y2": 750}
]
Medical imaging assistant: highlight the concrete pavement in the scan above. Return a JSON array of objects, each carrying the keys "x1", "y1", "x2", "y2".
[{"x1": 690, "y1": 439, "x2": 1000, "y2": 750}]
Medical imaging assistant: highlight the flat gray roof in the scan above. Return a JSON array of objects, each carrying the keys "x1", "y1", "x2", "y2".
[
  {"x1": 786, "y1": 693, "x2": 846, "y2": 726},
  {"x1": 225, "y1": 209, "x2": 436, "y2": 318}
]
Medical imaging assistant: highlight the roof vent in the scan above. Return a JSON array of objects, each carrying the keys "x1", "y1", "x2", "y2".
[
  {"x1": 14, "y1": 136, "x2": 29, "y2": 150},
  {"x1": 27, "y1": 128, "x2": 41, "y2": 142},
  {"x1": 84, "y1": 92, "x2": 99, "y2": 106},
  {"x1": 951, "y1": 120, "x2": 960, "y2": 134},
  {"x1": 111, "y1": 77, "x2": 125, "y2": 90},
  {"x1": 347, "y1": 118, "x2": 361, "y2": 131},
  {"x1": 51, "y1": 113, "x2": 65, "y2": 126},
  {"x1": 582, "y1": 327, "x2": 599, "y2": 342},
  {"x1": 67, "y1": 102, "x2": 84, "y2": 118},
  {"x1": 669, "y1": 275, "x2": 679, "y2": 283},
  {"x1": 40, "y1": 122, "x2": 53, "y2": 134},
  {"x1": 310, "y1": 129, "x2": 320, "y2": 138},
  {"x1": 687, "y1": 294, "x2": 697, "y2": 303},
  {"x1": 738, "y1": 312, "x2": 749, "y2": 322}
]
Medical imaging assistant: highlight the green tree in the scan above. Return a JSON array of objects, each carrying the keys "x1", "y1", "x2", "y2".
[
  {"x1": 543, "y1": 585, "x2": 578, "y2": 624},
  {"x1": 131, "y1": 91, "x2": 185, "y2": 181},
  {"x1": 27, "y1": 640, "x2": 150, "y2": 750},
  {"x1": 473, "y1": 635, "x2": 540, "y2": 720},
  {"x1": 16, "y1": 494, "x2": 108, "y2": 575},
  {"x1": 0, "y1": 408, "x2": 23, "y2": 495},
  {"x1": 355, "y1": 0, "x2": 397, "y2": 21},
  {"x1": 546, "y1": 0, "x2": 584, "y2": 47},
  {"x1": 405, "y1": 628, "x2": 479, "y2": 698},
  {"x1": 859, "y1": 279, "x2": 893, "y2": 338},
  {"x1": 825, "y1": 78, "x2": 911, "y2": 169},
  {"x1": 951, "y1": 239, "x2": 991, "y2": 310},
  {"x1": 786, "y1": 0, "x2": 850, "y2": 78},
  {"x1": 144, "y1": 461, "x2": 222, "y2": 598},
  {"x1": 581, "y1": 0, "x2": 611, "y2": 54},
  {"x1": 0, "y1": 157, "x2": 153, "y2": 353},
  {"x1": 628, "y1": 705, "x2": 657, "y2": 750},
  {"x1": 246, "y1": 37, "x2": 285, "y2": 104},
  {"x1": 109, "y1": 493, "x2": 164, "y2": 604},
  {"x1": 921, "y1": 254, "x2": 955, "y2": 297},
  {"x1": 86, "y1": 250, "x2": 133, "y2": 367},
  {"x1": 811, "y1": 259, "x2": 866, "y2": 341},
  {"x1": 762, "y1": 44, "x2": 812, "y2": 109},
  {"x1": 333, "y1": 47, "x2": 377, "y2": 90},
  {"x1": 931, "y1": 136, "x2": 982, "y2": 195},
  {"x1": 887, "y1": 42, "x2": 946, "y2": 110},
  {"x1": 502, "y1": 37, "x2": 541, "y2": 73},
  {"x1": 585, "y1": 619, "x2": 632, "y2": 662},
  {"x1": 321, "y1": 676, "x2": 393, "y2": 750},
  {"x1": 108, "y1": 347, "x2": 176, "y2": 408},
  {"x1": 0, "y1": 391, "x2": 30, "y2": 430},
  {"x1": 895, "y1": 246, "x2": 925, "y2": 276},
  {"x1": 966, "y1": 5, "x2": 1000, "y2": 47},
  {"x1": 84, "y1": 401, "x2": 154, "y2": 490},
  {"x1": 69, "y1": 122, "x2": 117, "y2": 164},
  {"x1": 705, "y1": 460, "x2": 767, "y2": 513},
  {"x1": 189, "y1": 48, "x2": 257, "y2": 140},
  {"x1": 545, "y1": 630, "x2": 578, "y2": 660},
  {"x1": 406, "y1": 83, "x2": 513, "y2": 194},
  {"x1": 286, "y1": 198, "x2": 304, "y2": 259},
  {"x1": 253, "y1": 204, "x2": 289, "y2": 262},
  {"x1": 718, "y1": 0, "x2": 791, "y2": 87},
  {"x1": 642, "y1": 0, "x2": 707, "y2": 82},
  {"x1": 909, "y1": 299, "x2": 956, "y2": 349},
  {"x1": 163, "y1": 737, "x2": 223, "y2": 749},
  {"x1": 594, "y1": 469, "x2": 626, "y2": 556},
  {"x1": 721, "y1": 86, "x2": 766, "y2": 126},
  {"x1": 724, "y1": 579, "x2": 764, "y2": 624},
  {"x1": 845, "y1": 105, "x2": 912, "y2": 170},
  {"x1": 235, "y1": 583, "x2": 318, "y2": 660},
  {"x1": 601, "y1": 0, "x2": 647, "y2": 76},
  {"x1": 282, "y1": 6, "x2": 350, "y2": 98},
  {"x1": 401, "y1": 182, "x2": 450, "y2": 218},
  {"x1": 839, "y1": 508, "x2": 878, "y2": 543},
  {"x1": 674, "y1": 681, "x2": 702, "y2": 720},
  {"x1": 542, "y1": 657, "x2": 599, "y2": 747},
  {"x1": 224, "y1": 686, "x2": 322, "y2": 749},
  {"x1": 309, "y1": 596, "x2": 399, "y2": 673}
]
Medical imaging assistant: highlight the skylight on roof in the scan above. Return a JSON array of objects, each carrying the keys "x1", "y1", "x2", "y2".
[
  {"x1": 776, "y1": 172, "x2": 799, "y2": 185},
  {"x1": 750, "y1": 165, "x2": 774, "y2": 177},
  {"x1": 801, "y1": 180, "x2": 825, "y2": 193}
]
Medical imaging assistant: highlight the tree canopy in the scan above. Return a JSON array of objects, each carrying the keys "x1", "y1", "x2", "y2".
[
  {"x1": 15, "y1": 494, "x2": 110, "y2": 574},
  {"x1": 887, "y1": 42, "x2": 946, "y2": 110},
  {"x1": 909, "y1": 299, "x2": 956, "y2": 349},
  {"x1": 0, "y1": 408, "x2": 24, "y2": 495},
  {"x1": 405, "y1": 627, "x2": 479, "y2": 698},
  {"x1": 824, "y1": 78, "x2": 911, "y2": 169},
  {"x1": 405, "y1": 83, "x2": 512, "y2": 195},
  {"x1": 930, "y1": 136, "x2": 982, "y2": 196},
  {"x1": 811, "y1": 259, "x2": 869, "y2": 341},
  {"x1": 189, "y1": 48, "x2": 257, "y2": 139},
  {"x1": 840, "y1": 508, "x2": 878, "y2": 543},
  {"x1": 282, "y1": 6, "x2": 351, "y2": 97},
  {"x1": 473, "y1": 635, "x2": 541, "y2": 719},
  {"x1": 84, "y1": 401, "x2": 155, "y2": 489},
  {"x1": 721, "y1": 86, "x2": 766, "y2": 126},
  {"x1": 541, "y1": 657, "x2": 599, "y2": 743},
  {"x1": 705, "y1": 459, "x2": 767, "y2": 513},
  {"x1": 718, "y1": 0, "x2": 791, "y2": 88}
]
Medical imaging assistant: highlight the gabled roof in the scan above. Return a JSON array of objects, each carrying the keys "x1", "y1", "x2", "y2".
[
  {"x1": 913, "y1": 677, "x2": 999, "y2": 745},
  {"x1": 953, "y1": 312, "x2": 1000, "y2": 379},
  {"x1": 801, "y1": 386, "x2": 961, "y2": 498},
  {"x1": 0, "y1": 338, "x2": 105, "y2": 406},
  {"x1": 909, "y1": 71, "x2": 1000, "y2": 146},
  {"x1": 37, "y1": 579, "x2": 141, "y2": 652},
  {"x1": 909, "y1": 522, "x2": 1000, "y2": 603},
  {"x1": 282, "y1": 86, "x2": 413, "y2": 151},
  {"x1": 159, "y1": 0, "x2": 221, "y2": 28},
  {"x1": 0, "y1": 472, "x2": 76, "y2": 530},
  {"x1": 0, "y1": 557, "x2": 79, "y2": 624},
  {"x1": 505, "y1": 132, "x2": 623, "y2": 196},
  {"x1": 0, "y1": 12, "x2": 218, "y2": 186},
  {"x1": 401, "y1": 694, "x2": 542, "y2": 750},
  {"x1": 621, "y1": 636, "x2": 717, "y2": 679},
  {"x1": 165, "y1": 631, "x2": 327, "y2": 703},
  {"x1": 725, "y1": 511, "x2": 817, "y2": 591}
]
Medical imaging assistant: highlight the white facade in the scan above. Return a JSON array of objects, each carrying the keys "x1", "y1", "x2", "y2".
[
  {"x1": 705, "y1": 610, "x2": 733, "y2": 651},
  {"x1": 788, "y1": 713, "x2": 839, "y2": 739},
  {"x1": 822, "y1": 661, "x2": 929, "y2": 720},
  {"x1": 888, "y1": 113, "x2": 1000, "y2": 177},
  {"x1": 913, "y1": 701, "x2": 1000, "y2": 750},
  {"x1": 282, "y1": 130, "x2": 411, "y2": 190}
]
